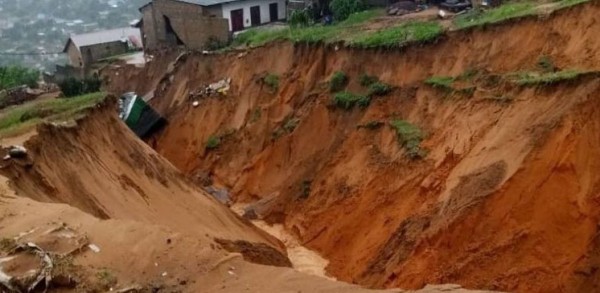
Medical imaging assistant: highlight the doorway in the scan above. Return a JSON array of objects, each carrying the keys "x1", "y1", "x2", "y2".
[
  {"x1": 250, "y1": 6, "x2": 261, "y2": 26},
  {"x1": 230, "y1": 9, "x2": 244, "y2": 31},
  {"x1": 269, "y1": 3, "x2": 278, "y2": 22}
]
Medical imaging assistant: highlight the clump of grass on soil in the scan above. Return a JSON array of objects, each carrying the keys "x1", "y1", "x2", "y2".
[
  {"x1": 0, "y1": 92, "x2": 105, "y2": 137},
  {"x1": 272, "y1": 116, "x2": 301, "y2": 139},
  {"x1": 263, "y1": 73, "x2": 280, "y2": 91},
  {"x1": 350, "y1": 21, "x2": 443, "y2": 48},
  {"x1": 206, "y1": 135, "x2": 221, "y2": 150},
  {"x1": 0, "y1": 237, "x2": 17, "y2": 253},
  {"x1": 454, "y1": 3, "x2": 536, "y2": 29},
  {"x1": 537, "y1": 56, "x2": 556, "y2": 72},
  {"x1": 332, "y1": 91, "x2": 370, "y2": 109},
  {"x1": 330, "y1": 71, "x2": 349, "y2": 92},
  {"x1": 357, "y1": 120, "x2": 384, "y2": 129},
  {"x1": 511, "y1": 70, "x2": 586, "y2": 86},
  {"x1": 555, "y1": 0, "x2": 590, "y2": 9},
  {"x1": 425, "y1": 76, "x2": 455, "y2": 90},
  {"x1": 390, "y1": 119, "x2": 427, "y2": 159},
  {"x1": 367, "y1": 82, "x2": 392, "y2": 97},
  {"x1": 359, "y1": 73, "x2": 378, "y2": 87},
  {"x1": 96, "y1": 269, "x2": 117, "y2": 289}
]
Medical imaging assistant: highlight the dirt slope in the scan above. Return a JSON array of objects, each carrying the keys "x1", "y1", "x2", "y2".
[{"x1": 114, "y1": 2, "x2": 600, "y2": 292}]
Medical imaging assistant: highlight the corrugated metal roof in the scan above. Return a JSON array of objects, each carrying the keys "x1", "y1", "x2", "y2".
[{"x1": 63, "y1": 27, "x2": 142, "y2": 52}]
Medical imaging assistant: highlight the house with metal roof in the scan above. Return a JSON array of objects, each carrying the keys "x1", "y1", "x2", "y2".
[
  {"x1": 137, "y1": 0, "x2": 286, "y2": 51},
  {"x1": 63, "y1": 27, "x2": 143, "y2": 68}
]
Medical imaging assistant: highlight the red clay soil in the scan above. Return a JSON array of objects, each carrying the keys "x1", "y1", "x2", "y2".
[{"x1": 109, "y1": 2, "x2": 600, "y2": 292}]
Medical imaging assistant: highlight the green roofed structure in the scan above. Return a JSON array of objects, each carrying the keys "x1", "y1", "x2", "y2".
[{"x1": 118, "y1": 92, "x2": 166, "y2": 138}]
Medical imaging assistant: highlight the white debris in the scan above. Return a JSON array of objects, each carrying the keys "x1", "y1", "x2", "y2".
[
  {"x1": 161, "y1": 272, "x2": 168, "y2": 277},
  {"x1": 88, "y1": 244, "x2": 101, "y2": 253},
  {"x1": 193, "y1": 101, "x2": 200, "y2": 107}
]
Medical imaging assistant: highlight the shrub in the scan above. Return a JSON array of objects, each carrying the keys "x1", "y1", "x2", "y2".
[
  {"x1": 333, "y1": 91, "x2": 370, "y2": 109},
  {"x1": 263, "y1": 73, "x2": 280, "y2": 91},
  {"x1": 367, "y1": 82, "x2": 392, "y2": 97},
  {"x1": 0, "y1": 66, "x2": 38, "y2": 90},
  {"x1": 330, "y1": 71, "x2": 348, "y2": 92},
  {"x1": 330, "y1": 0, "x2": 367, "y2": 21},
  {"x1": 206, "y1": 135, "x2": 221, "y2": 150},
  {"x1": 390, "y1": 119, "x2": 426, "y2": 159},
  {"x1": 359, "y1": 73, "x2": 378, "y2": 87},
  {"x1": 289, "y1": 9, "x2": 311, "y2": 28},
  {"x1": 59, "y1": 76, "x2": 102, "y2": 97}
]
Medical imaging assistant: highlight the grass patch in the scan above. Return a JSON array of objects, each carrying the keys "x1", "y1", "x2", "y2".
[
  {"x1": 537, "y1": 56, "x2": 556, "y2": 72},
  {"x1": 357, "y1": 120, "x2": 384, "y2": 129},
  {"x1": 454, "y1": 3, "x2": 536, "y2": 29},
  {"x1": 232, "y1": 9, "x2": 382, "y2": 47},
  {"x1": 330, "y1": 71, "x2": 349, "y2": 92},
  {"x1": 425, "y1": 76, "x2": 455, "y2": 90},
  {"x1": 332, "y1": 91, "x2": 370, "y2": 109},
  {"x1": 350, "y1": 21, "x2": 442, "y2": 49},
  {"x1": 367, "y1": 82, "x2": 392, "y2": 97},
  {"x1": 206, "y1": 135, "x2": 221, "y2": 150},
  {"x1": 96, "y1": 269, "x2": 117, "y2": 289},
  {"x1": 283, "y1": 117, "x2": 300, "y2": 133},
  {"x1": 390, "y1": 119, "x2": 426, "y2": 159},
  {"x1": 511, "y1": 70, "x2": 586, "y2": 86},
  {"x1": 263, "y1": 73, "x2": 280, "y2": 91},
  {"x1": 0, "y1": 92, "x2": 105, "y2": 137},
  {"x1": 359, "y1": 73, "x2": 378, "y2": 87},
  {"x1": 555, "y1": 0, "x2": 590, "y2": 8}
]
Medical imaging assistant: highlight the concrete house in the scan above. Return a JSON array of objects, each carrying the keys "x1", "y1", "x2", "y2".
[
  {"x1": 138, "y1": 0, "x2": 286, "y2": 51},
  {"x1": 63, "y1": 27, "x2": 143, "y2": 68}
]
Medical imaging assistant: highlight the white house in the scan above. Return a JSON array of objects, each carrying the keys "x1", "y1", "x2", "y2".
[{"x1": 178, "y1": 0, "x2": 287, "y2": 32}]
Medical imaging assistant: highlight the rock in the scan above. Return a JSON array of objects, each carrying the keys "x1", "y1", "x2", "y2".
[{"x1": 8, "y1": 145, "x2": 27, "y2": 158}]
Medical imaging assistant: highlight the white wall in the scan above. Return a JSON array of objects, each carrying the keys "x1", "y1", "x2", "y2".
[{"x1": 221, "y1": 0, "x2": 286, "y2": 31}]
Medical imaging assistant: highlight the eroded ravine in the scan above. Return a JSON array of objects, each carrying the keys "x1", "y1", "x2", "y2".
[{"x1": 99, "y1": 2, "x2": 600, "y2": 292}]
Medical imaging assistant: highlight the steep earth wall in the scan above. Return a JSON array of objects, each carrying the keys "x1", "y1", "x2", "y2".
[{"x1": 109, "y1": 2, "x2": 600, "y2": 292}]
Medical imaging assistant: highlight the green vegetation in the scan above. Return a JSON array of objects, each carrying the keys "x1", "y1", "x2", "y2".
[
  {"x1": 357, "y1": 120, "x2": 384, "y2": 129},
  {"x1": 0, "y1": 92, "x2": 105, "y2": 137},
  {"x1": 96, "y1": 269, "x2": 117, "y2": 289},
  {"x1": 537, "y1": 56, "x2": 556, "y2": 72},
  {"x1": 58, "y1": 76, "x2": 102, "y2": 97},
  {"x1": 555, "y1": 0, "x2": 590, "y2": 8},
  {"x1": 330, "y1": 71, "x2": 349, "y2": 92},
  {"x1": 272, "y1": 116, "x2": 301, "y2": 139},
  {"x1": 512, "y1": 70, "x2": 586, "y2": 86},
  {"x1": 0, "y1": 66, "x2": 38, "y2": 90},
  {"x1": 390, "y1": 119, "x2": 426, "y2": 159},
  {"x1": 332, "y1": 91, "x2": 370, "y2": 109},
  {"x1": 350, "y1": 21, "x2": 442, "y2": 49},
  {"x1": 232, "y1": 9, "x2": 380, "y2": 47},
  {"x1": 425, "y1": 76, "x2": 455, "y2": 90},
  {"x1": 330, "y1": 0, "x2": 366, "y2": 21},
  {"x1": 359, "y1": 73, "x2": 378, "y2": 87},
  {"x1": 206, "y1": 135, "x2": 221, "y2": 150},
  {"x1": 289, "y1": 9, "x2": 311, "y2": 27},
  {"x1": 283, "y1": 117, "x2": 300, "y2": 133},
  {"x1": 263, "y1": 73, "x2": 280, "y2": 91},
  {"x1": 367, "y1": 82, "x2": 392, "y2": 97},
  {"x1": 454, "y1": 3, "x2": 536, "y2": 29}
]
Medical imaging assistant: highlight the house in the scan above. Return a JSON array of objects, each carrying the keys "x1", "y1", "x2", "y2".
[
  {"x1": 138, "y1": 0, "x2": 286, "y2": 51},
  {"x1": 63, "y1": 27, "x2": 143, "y2": 68}
]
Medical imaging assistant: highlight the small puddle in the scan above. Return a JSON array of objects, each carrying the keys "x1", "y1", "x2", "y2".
[{"x1": 231, "y1": 204, "x2": 334, "y2": 280}]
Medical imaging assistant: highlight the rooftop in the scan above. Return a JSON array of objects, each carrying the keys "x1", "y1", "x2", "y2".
[{"x1": 63, "y1": 27, "x2": 142, "y2": 52}]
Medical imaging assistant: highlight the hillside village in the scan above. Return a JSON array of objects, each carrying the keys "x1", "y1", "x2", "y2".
[{"x1": 0, "y1": 0, "x2": 599, "y2": 292}]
